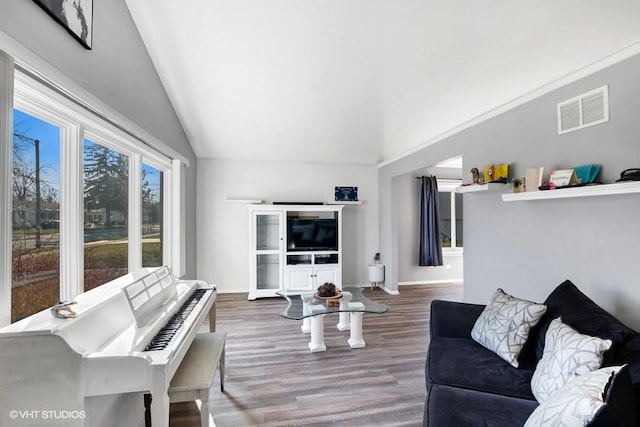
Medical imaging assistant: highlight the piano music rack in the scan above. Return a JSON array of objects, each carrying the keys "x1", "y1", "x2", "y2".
[{"x1": 123, "y1": 266, "x2": 178, "y2": 326}]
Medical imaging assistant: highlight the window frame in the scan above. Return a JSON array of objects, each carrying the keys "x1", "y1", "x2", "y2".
[
  {"x1": 438, "y1": 179, "x2": 463, "y2": 254},
  {"x1": 140, "y1": 160, "x2": 166, "y2": 269},
  {"x1": 0, "y1": 68, "x2": 182, "y2": 325}
]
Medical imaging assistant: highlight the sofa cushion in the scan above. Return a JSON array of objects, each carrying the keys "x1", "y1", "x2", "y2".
[
  {"x1": 428, "y1": 336, "x2": 536, "y2": 400},
  {"x1": 426, "y1": 383, "x2": 538, "y2": 427},
  {"x1": 528, "y1": 280, "x2": 636, "y2": 365},
  {"x1": 589, "y1": 365, "x2": 637, "y2": 427},
  {"x1": 429, "y1": 300, "x2": 486, "y2": 340},
  {"x1": 531, "y1": 317, "x2": 612, "y2": 403},
  {"x1": 471, "y1": 288, "x2": 547, "y2": 368},
  {"x1": 525, "y1": 365, "x2": 636, "y2": 427},
  {"x1": 613, "y1": 335, "x2": 640, "y2": 422}
]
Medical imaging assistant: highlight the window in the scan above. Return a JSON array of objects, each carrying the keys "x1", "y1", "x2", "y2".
[
  {"x1": 142, "y1": 163, "x2": 163, "y2": 267},
  {"x1": 455, "y1": 193, "x2": 463, "y2": 247},
  {"x1": 438, "y1": 181, "x2": 463, "y2": 251},
  {"x1": 11, "y1": 110, "x2": 61, "y2": 322},
  {"x1": 83, "y1": 139, "x2": 129, "y2": 290},
  {"x1": 0, "y1": 66, "x2": 183, "y2": 326}
]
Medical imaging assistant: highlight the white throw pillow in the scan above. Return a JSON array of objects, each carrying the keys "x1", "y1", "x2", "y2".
[
  {"x1": 525, "y1": 366, "x2": 623, "y2": 427},
  {"x1": 471, "y1": 288, "x2": 547, "y2": 368},
  {"x1": 531, "y1": 317, "x2": 612, "y2": 403}
]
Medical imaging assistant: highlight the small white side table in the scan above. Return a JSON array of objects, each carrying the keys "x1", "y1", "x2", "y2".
[{"x1": 368, "y1": 264, "x2": 385, "y2": 289}]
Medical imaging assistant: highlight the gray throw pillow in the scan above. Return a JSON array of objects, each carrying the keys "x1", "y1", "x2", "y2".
[
  {"x1": 525, "y1": 365, "x2": 624, "y2": 426},
  {"x1": 531, "y1": 317, "x2": 612, "y2": 403},
  {"x1": 471, "y1": 288, "x2": 547, "y2": 368}
]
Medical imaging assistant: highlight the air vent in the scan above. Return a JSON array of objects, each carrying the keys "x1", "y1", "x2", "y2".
[{"x1": 557, "y1": 85, "x2": 609, "y2": 134}]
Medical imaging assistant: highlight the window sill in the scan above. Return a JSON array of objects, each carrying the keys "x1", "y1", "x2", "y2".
[{"x1": 442, "y1": 249, "x2": 463, "y2": 256}]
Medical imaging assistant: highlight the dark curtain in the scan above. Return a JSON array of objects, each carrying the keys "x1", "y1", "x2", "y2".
[{"x1": 419, "y1": 176, "x2": 443, "y2": 266}]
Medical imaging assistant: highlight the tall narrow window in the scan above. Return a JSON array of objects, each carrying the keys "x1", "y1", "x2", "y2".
[
  {"x1": 83, "y1": 139, "x2": 129, "y2": 290},
  {"x1": 438, "y1": 192, "x2": 452, "y2": 248},
  {"x1": 455, "y1": 193, "x2": 463, "y2": 247},
  {"x1": 438, "y1": 184, "x2": 463, "y2": 251},
  {"x1": 11, "y1": 110, "x2": 61, "y2": 322},
  {"x1": 142, "y1": 163, "x2": 163, "y2": 267}
]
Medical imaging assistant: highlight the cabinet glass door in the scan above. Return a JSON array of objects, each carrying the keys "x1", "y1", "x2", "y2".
[
  {"x1": 256, "y1": 254, "x2": 280, "y2": 290},
  {"x1": 251, "y1": 211, "x2": 283, "y2": 296},
  {"x1": 256, "y1": 214, "x2": 280, "y2": 251}
]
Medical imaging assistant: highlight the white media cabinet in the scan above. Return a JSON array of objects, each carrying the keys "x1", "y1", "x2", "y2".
[{"x1": 248, "y1": 205, "x2": 343, "y2": 300}]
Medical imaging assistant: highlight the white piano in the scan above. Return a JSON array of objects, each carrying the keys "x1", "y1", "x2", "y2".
[{"x1": 0, "y1": 266, "x2": 217, "y2": 427}]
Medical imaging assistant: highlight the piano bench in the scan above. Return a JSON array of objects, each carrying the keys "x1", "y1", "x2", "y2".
[{"x1": 168, "y1": 332, "x2": 226, "y2": 427}]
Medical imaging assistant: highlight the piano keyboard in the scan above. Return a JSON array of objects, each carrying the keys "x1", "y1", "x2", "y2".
[{"x1": 144, "y1": 289, "x2": 208, "y2": 351}]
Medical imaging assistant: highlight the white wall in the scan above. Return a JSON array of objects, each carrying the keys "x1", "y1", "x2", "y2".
[{"x1": 197, "y1": 158, "x2": 378, "y2": 293}]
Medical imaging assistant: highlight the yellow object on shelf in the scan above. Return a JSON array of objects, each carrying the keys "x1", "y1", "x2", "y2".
[{"x1": 484, "y1": 163, "x2": 509, "y2": 182}]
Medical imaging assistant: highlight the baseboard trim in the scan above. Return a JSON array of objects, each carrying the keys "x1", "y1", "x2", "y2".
[
  {"x1": 342, "y1": 283, "x2": 370, "y2": 288},
  {"x1": 220, "y1": 281, "x2": 462, "y2": 295},
  {"x1": 398, "y1": 280, "x2": 463, "y2": 286},
  {"x1": 218, "y1": 288, "x2": 251, "y2": 294},
  {"x1": 222, "y1": 284, "x2": 374, "y2": 295},
  {"x1": 340, "y1": 282, "x2": 398, "y2": 294}
]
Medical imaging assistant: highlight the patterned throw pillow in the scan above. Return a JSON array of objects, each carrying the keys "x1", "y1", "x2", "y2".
[
  {"x1": 531, "y1": 317, "x2": 612, "y2": 403},
  {"x1": 525, "y1": 366, "x2": 623, "y2": 426},
  {"x1": 471, "y1": 289, "x2": 547, "y2": 368}
]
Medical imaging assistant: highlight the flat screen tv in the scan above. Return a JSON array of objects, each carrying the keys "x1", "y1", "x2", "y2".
[{"x1": 287, "y1": 218, "x2": 338, "y2": 252}]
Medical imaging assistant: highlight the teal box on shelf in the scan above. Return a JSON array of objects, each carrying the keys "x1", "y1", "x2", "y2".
[{"x1": 574, "y1": 164, "x2": 601, "y2": 184}]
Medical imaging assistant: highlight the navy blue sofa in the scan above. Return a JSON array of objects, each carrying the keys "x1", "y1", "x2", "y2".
[{"x1": 423, "y1": 280, "x2": 640, "y2": 426}]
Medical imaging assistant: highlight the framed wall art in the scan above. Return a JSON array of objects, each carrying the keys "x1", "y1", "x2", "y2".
[
  {"x1": 33, "y1": 0, "x2": 93, "y2": 49},
  {"x1": 334, "y1": 186, "x2": 358, "y2": 202}
]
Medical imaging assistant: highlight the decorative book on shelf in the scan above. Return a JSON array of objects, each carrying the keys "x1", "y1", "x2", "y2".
[
  {"x1": 544, "y1": 164, "x2": 601, "y2": 189},
  {"x1": 525, "y1": 167, "x2": 544, "y2": 192},
  {"x1": 549, "y1": 169, "x2": 580, "y2": 187},
  {"x1": 574, "y1": 164, "x2": 601, "y2": 184}
]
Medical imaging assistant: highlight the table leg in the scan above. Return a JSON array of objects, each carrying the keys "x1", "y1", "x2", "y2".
[
  {"x1": 209, "y1": 301, "x2": 216, "y2": 332},
  {"x1": 200, "y1": 392, "x2": 211, "y2": 427},
  {"x1": 337, "y1": 311, "x2": 350, "y2": 331},
  {"x1": 308, "y1": 314, "x2": 326, "y2": 352},
  {"x1": 347, "y1": 312, "x2": 366, "y2": 348},
  {"x1": 337, "y1": 291, "x2": 352, "y2": 331},
  {"x1": 301, "y1": 316, "x2": 311, "y2": 333}
]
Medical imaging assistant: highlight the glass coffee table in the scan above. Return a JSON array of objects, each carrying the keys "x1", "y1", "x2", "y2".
[{"x1": 277, "y1": 287, "x2": 389, "y2": 352}]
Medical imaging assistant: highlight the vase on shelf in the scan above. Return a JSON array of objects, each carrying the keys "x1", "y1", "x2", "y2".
[{"x1": 512, "y1": 178, "x2": 524, "y2": 193}]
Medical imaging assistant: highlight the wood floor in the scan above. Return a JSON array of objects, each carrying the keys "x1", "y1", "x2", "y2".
[{"x1": 169, "y1": 283, "x2": 463, "y2": 427}]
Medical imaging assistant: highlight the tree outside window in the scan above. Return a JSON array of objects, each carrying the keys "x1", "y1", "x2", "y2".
[
  {"x1": 142, "y1": 164, "x2": 163, "y2": 267},
  {"x1": 11, "y1": 110, "x2": 61, "y2": 322},
  {"x1": 83, "y1": 140, "x2": 129, "y2": 290}
]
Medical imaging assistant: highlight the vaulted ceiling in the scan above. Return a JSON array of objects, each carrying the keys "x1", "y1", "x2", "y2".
[{"x1": 125, "y1": 1, "x2": 640, "y2": 165}]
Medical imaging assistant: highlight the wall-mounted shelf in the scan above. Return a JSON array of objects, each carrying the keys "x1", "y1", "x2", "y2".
[
  {"x1": 325, "y1": 201, "x2": 362, "y2": 205},
  {"x1": 455, "y1": 183, "x2": 506, "y2": 193},
  {"x1": 225, "y1": 198, "x2": 263, "y2": 204},
  {"x1": 501, "y1": 181, "x2": 640, "y2": 202}
]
